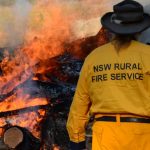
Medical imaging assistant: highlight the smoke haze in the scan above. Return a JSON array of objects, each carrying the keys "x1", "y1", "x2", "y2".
[{"x1": 0, "y1": 0, "x2": 149, "y2": 47}]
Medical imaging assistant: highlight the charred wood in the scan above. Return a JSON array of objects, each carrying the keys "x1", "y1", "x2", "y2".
[
  {"x1": 0, "y1": 54, "x2": 59, "y2": 95},
  {"x1": 1, "y1": 27, "x2": 108, "y2": 93},
  {"x1": 0, "y1": 99, "x2": 70, "y2": 119},
  {"x1": 0, "y1": 68, "x2": 33, "y2": 95},
  {"x1": 0, "y1": 67, "x2": 2, "y2": 76},
  {"x1": 0, "y1": 79, "x2": 75, "y2": 107},
  {"x1": 54, "y1": 52, "x2": 83, "y2": 83},
  {"x1": 0, "y1": 29, "x2": 110, "y2": 149},
  {"x1": 0, "y1": 104, "x2": 50, "y2": 118},
  {"x1": 0, "y1": 53, "x2": 82, "y2": 102},
  {"x1": 41, "y1": 110, "x2": 69, "y2": 150}
]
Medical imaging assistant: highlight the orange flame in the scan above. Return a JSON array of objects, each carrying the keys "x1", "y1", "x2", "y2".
[
  {"x1": 0, "y1": 0, "x2": 75, "y2": 138},
  {"x1": 0, "y1": 0, "x2": 109, "y2": 140}
]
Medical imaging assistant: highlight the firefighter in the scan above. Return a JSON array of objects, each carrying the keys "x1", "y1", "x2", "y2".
[{"x1": 67, "y1": 0, "x2": 150, "y2": 150}]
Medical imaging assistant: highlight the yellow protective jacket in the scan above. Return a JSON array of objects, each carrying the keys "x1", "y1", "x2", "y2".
[{"x1": 66, "y1": 40, "x2": 150, "y2": 143}]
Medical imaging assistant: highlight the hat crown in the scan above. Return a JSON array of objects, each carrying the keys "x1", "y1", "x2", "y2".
[
  {"x1": 114, "y1": 0, "x2": 143, "y2": 12},
  {"x1": 101, "y1": 0, "x2": 150, "y2": 35},
  {"x1": 113, "y1": 0, "x2": 144, "y2": 23}
]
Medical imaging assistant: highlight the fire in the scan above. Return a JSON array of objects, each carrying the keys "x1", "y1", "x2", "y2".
[
  {"x1": 0, "y1": 87, "x2": 48, "y2": 138},
  {"x1": 0, "y1": 110, "x2": 46, "y2": 138},
  {"x1": 0, "y1": 0, "x2": 75, "y2": 94},
  {"x1": 0, "y1": 0, "x2": 109, "y2": 145},
  {"x1": 0, "y1": 0, "x2": 74, "y2": 139},
  {"x1": 0, "y1": 96, "x2": 48, "y2": 112}
]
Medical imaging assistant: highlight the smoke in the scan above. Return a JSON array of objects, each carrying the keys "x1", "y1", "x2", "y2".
[
  {"x1": 1, "y1": 0, "x2": 32, "y2": 48},
  {"x1": 0, "y1": 0, "x2": 118, "y2": 48},
  {"x1": 9, "y1": 0, "x2": 32, "y2": 48},
  {"x1": 0, "y1": 0, "x2": 115, "y2": 93},
  {"x1": 0, "y1": 0, "x2": 150, "y2": 48}
]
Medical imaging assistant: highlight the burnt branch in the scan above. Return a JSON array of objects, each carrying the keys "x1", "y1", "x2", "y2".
[
  {"x1": 0, "y1": 79, "x2": 75, "y2": 107},
  {"x1": 0, "y1": 104, "x2": 50, "y2": 118}
]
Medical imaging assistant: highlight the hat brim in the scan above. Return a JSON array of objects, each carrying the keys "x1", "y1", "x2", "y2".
[{"x1": 101, "y1": 12, "x2": 150, "y2": 35}]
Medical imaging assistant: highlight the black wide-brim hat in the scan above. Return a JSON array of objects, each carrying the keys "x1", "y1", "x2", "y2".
[{"x1": 101, "y1": 0, "x2": 150, "y2": 35}]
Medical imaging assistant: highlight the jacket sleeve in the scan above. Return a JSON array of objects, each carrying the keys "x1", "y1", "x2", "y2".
[{"x1": 66, "y1": 58, "x2": 91, "y2": 143}]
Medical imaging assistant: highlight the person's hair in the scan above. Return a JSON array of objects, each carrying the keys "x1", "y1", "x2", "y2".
[{"x1": 111, "y1": 34, "x2": 136, "y2": 52}]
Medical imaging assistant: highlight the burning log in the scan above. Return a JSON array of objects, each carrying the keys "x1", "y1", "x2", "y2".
[
  {"x1": 0, "y1": 68, "x2": 33, "y2": 95},
  {"x1": 0, "y1": 54, "x2": 80, "y2": 102},
  {"x1": 0, "y1": 53, "x2": 60, "y2": 95},
  {"x1": 0, "y1": 27, "x2": 108, "y2": 91},
  {"x1": 0, "y1": 53, "x2": 84, "y2": 150},
  {"x1": 0, "y1": 27, "x2": 110, "y2": 150},
  {"x1": 3, "y1": 126, "x2": 40, "y2": 150},
  {"x1": 0, "y1": 104, "x2": 49, "y2": 118},
  {"x1": 0, "y1": 79, "x2": 75, "y2": 106}
]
